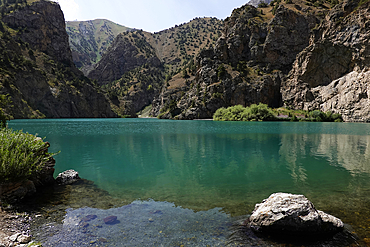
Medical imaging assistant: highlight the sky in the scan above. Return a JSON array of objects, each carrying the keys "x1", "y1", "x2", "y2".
[{"x1": 54, "y1": 0, "x2": 250, "y2": 33}]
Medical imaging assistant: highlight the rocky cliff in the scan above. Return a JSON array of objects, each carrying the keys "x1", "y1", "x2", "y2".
[
  {"x1": 0, "y1": 0, "x2": 116, "y2": 118},
  {"x1": 282, "y1": 0, "x2": 370, "y2": 122},
  {"x1": 151, "y1": 0, "x2": 370, "y2": 122},
  {"x1": 151, "y1": 1, "x2": 321, "y2": 119}
]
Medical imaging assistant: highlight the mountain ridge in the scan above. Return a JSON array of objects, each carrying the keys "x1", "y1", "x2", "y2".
[
  {"x1": 85, "y1": 17, "x2": 223, "y2": 117},
  {"x1": 66, "y1": 19, "x2": 131, "y2": 75}
]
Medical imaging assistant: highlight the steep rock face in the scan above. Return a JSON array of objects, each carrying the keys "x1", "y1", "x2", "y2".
[
  {"x1": 0, "y1": 0, "x2": 116, "y2": 118},
  {"x1": 151, "y1": 3, "x2": 318, "y2": 119},
  {"x1": 282, "y1": 0, "x2": 370, "y2": 121},
  {"x1": 305, "y1": 69, "x2": 370, "y2": 122},
  {"x1": 3, "y1": 0, "x2": 73, "y2": 64},
  {"x1": 5, "y1": 67, "x2": 115, "y2": 118},
  {"x1": 218, "y1": 5, "x2": 316, "y2": 73},
  {"x1": 151, "y1": 48, "x2": 282, "y2": 119}
]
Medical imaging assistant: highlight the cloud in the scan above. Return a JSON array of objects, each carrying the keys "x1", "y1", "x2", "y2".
[{"x1": 54, "y1": 0, "x2": 80, "y2": 21}]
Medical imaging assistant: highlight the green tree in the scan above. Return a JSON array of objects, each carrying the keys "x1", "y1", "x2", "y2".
[
  {"x1": 258, "y1": 2, "x2": 268, "y2": 7},
  {"x1": 217, "y1": 65, "x2": 226, "y2": 79},
  {"x1": 182, "y1": 68, "x2": 189, "y2": 78}
]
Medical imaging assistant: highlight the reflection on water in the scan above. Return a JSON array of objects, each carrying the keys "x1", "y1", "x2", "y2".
[{"x1": 9, "y1": 119, "x2": 370, "y2": 245}]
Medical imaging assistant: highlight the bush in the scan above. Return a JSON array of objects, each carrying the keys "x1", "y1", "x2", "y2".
[
  {"x1": 213, "y1": 103, "x2": 276, "y2": 121},
  {"x1": 308, "y1": 110, "x2": 343, "y2": 122},
  {"x1": 217, "y1": 65, "x2": 227, "y2": 79},
  {"x1": 0, "y1": 128, "x2": 57, "y2": 183}
]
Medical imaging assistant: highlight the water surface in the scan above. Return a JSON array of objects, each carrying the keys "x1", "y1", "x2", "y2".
[{"x1": 9, "y1": 119, "x2": 370, "y2": 246}]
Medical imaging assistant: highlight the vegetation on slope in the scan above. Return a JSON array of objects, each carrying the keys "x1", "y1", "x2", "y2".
[
  {"x1": 0, "y1": 0, "x2": 115, "y2": 118},
  {"x1": 66, "y1": 19, "x2": 131, "y2": 72},
  {"x1": 87, "y1": 17, "x2": 223, "y2": 117}
]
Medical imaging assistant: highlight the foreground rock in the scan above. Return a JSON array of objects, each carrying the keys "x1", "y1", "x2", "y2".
[
  {"x1": 56, "y1": 170, "x2": 81, "y2": 185},
  {"x1": 248, "y1": 193, "x2": 344, "y2": 237}
]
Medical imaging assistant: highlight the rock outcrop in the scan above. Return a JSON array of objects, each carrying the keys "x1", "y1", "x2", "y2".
[
  {"x1": 248, "y1": 193, "x2": 344, "y2": 237},
  {"x1": 0, "y1": 0, "x2": 116, "y2": 119},
  {"x1": 282, "y1": 0, "x2": 370, "y2": 122},
  {"x1": 150, "y1": 0, "x2": 370, "y2": 122},
  {"x1": 55, "y1": 169, "x2": 81, "y2": 185},
  {"x1": 151, "y1": 3, "x2": 320, "y2": 119},
  {"x1": 88, "y1": 32, "x2": 161, "y2": 85},
  {"x1": 2, "y1": 0, "x2": 73, "y2": 65}
]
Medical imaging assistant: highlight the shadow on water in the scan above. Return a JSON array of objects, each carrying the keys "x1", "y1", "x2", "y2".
[{"x1": 227, "y1": 217, "x2": 364, "y2": 247}]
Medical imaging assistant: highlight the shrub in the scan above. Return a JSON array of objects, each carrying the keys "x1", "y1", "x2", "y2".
[
  {"x1": 0, "y1": 128, "x2": 58, "y2": 183},
  {"x1": 217, "y1": 65, "x2": 227, "y2": 79},
  {"x1": 309, "y1": 110, "x2": 326, "y2": 121},
  {"x1": 213, "y1": 103, "x2": 276, "y2": 121},
  {"x1": 308, "y1": 110, "x2": 343, "y2": 122}
]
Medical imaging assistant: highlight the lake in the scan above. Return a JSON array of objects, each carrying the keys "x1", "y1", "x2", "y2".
[{"x1": 9, "y1": 119, "x2": 370, "y2": 246}]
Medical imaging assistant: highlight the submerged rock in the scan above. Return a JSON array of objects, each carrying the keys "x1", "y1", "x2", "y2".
[
  {"x1": 55, "y1": 170, "x2": 81, "y2": 185},
  {"x1": 103, "y1": 215, "x2": 118, "y2": 225},
  {"x1": 248, "y1": 193, "x2": 343, "y2": 237},
  {"x1": 81, "y1": 215, "x2": 97, "y2": 222}
]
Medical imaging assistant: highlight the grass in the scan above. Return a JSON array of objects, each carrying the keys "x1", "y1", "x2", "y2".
[{"x1": 0, "y1": 128, "x2": 58, "y2": 183}]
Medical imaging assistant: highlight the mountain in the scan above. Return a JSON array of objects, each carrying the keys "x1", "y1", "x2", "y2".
[
  {"x1": 2, "y1": 0, "x2": 369, "y2": 121},
  {"x1": 0, "y1": 0, "x2": 116, "y2": 119},
  {"x1": 66, "y1": 19, "x2": 131, "y2": 75},
  {"x1": 247, "y1": 0, "x2": 273, "y2": 7},
  {"x1": 149, "y1": 0, "x2": 370, "y2": 122},
  {"x1": 86, "y1": 17, "x2": 223, "y2": 117}
]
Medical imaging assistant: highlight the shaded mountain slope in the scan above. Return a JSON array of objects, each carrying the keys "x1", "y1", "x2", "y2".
[{"x1": 0, "y1": 0, "x2": 116, "y2": 119}]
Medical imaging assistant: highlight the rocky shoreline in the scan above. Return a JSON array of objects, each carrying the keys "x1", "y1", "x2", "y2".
[
  {"x1": 0, "y1": 170, "x2": 125, "y2": 247},
  {"x1": 0, "y1": 139, "x2": 82, "y2": 247},
  {"x1": 0, "y1": 209, "x2": 33, "y2": 247}
]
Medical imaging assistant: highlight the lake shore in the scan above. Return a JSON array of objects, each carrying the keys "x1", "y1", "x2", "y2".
[{"x1": 0, "y1": 207, "x2": 33, "y2": 247}]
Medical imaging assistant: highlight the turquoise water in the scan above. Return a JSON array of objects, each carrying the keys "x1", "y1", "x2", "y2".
[{"x1": 9, "y1": 119, "x2": 370, "y2": 246}]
